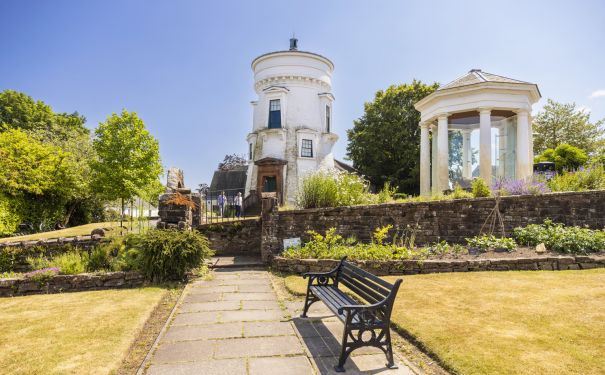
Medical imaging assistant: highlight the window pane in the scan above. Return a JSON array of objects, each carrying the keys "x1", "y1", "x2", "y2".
[
  {"x1": 270, "y1": 99, "x2": 281, "y2": 111},
  {"x1": 326, "y1": 105, "x2": 331, "y2": 133},
  {"x1": 301, "y1": 139, "x2": 313, "y2": 157}
]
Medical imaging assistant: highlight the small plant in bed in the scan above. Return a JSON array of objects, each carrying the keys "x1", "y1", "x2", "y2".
[
  {"x1": 24, "y1": 267, "x2": 59, "y2": 283},
  {"x1": 465, "y1": 235, "x2": 517, "y2": 252},
  {"x1": 513, "y1": 219, "x2": 605, "y2": 254}
]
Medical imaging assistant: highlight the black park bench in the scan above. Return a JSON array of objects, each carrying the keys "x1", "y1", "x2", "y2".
[{"x1": 300, "y1": 257, "x2": 403, "y2": 372}]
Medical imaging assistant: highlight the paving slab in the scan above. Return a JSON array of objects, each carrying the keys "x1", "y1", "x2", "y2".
[
  {"x1": 243, "y1": 321, "x2": 296, "y2": 337},
  {"x1": 179, "y1": 300, "x2": 240, "y2": 313},
  {"x1": 162, "y1": 322, "x2": 242, "y2": 342},
  {"x1": 181, "y1": 293, "x2": 221, "y2": 303},
  {"x1": 171, "y1": 311, "x2": 220, "y2": 326},
  {"x1": 151, "y1": 340, "x2": 214, "y2": 363},
  {"x1": 220, "y1": 309, "x2": 284, "y2": 322},
  {"x1": 146, "y1": 358, "x2": 246, "y2": 375},
  {"x1": 222, "y1": 292, "x2": 276, "y2": 301},
  {"x1": 213, "y1": 336, "x2": 304, "y2": 358},
  {"x1": 241, "y1": 300, "x2": 281, "y2": 310},
  {"x1": 249, "y1": 356, "x2": 314, "y2": 375}
]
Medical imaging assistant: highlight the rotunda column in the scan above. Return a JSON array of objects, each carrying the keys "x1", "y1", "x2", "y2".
[
  {"x1": 419, "y1": 122, "x2": 431, "y2": 196},
  {"x1": 516, "y1": 109, "x2": 531, "y2": 180},
  {"x1": 431, "y1": 125, "x2": 438, "y2": 195},
  {"x1": 479, "y1": 108, "x2": 492, "y2": 182},
  {"x1": 461, "y1": 129, "x2": 472, "y2": 179},
  {"x1": 437, "y1": 114, "x2": 449, "y2": 193}
]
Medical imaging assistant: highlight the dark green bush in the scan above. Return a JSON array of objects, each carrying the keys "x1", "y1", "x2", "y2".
[
  {"x1": 513, "y1": 220, "x2": 605, "y2": 254},
  {"x1": 131, "y1": 230, "x2": 213, "y2": 282}
]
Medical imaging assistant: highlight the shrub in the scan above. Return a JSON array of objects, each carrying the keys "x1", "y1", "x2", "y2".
[
  {"x1": 492, "y1": 179, "x2": 550, "y2": 196},
  {"x1": 466, "y1": 235, "x2": 517, "y2": 251},
  {"x1": 335, "y1": 172, "x2": 371, "y2": 206},
  {"x1": 87, "y1": 246, "x2": 112, "y2": 272},
  {"x1": 376, "y1": 182, "x2": 397, "y2": 204},
  {"x1": 450, "y1": 184, "x2": 473, "y2": 199},
  {"x1": 535, "y1": 144, "x2": 588, "y2": 172},
  {"x1": 547, "y1": 164, "x2": 605, "y2": 192},
  {"x1": 50, "y1": 252, "x2": 87, "y2": 274},
  {"x1": 513, "y1": 220, "x2": 605, "y2": 254},
  {"x1": 297, "y1": 171, "x2": 338, "y2": 208},
  {"x1": 132, "y1": 229, "x2": 213, "y2": 282},
  {"x1": 471, "y1": 178, "x2": 491, "y2": 197}
]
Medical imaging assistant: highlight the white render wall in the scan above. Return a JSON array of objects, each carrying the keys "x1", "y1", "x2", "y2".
[{"x1": 245, "y1": 50, "x2": 338, "y2": 205}]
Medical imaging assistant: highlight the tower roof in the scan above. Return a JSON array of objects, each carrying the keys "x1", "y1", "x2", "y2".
[{"x1": 438, "y1": 69, "x2": 533, "y2": 91}]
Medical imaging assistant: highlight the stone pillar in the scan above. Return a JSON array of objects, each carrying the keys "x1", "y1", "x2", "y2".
[
  {"x1": 260, "y1": 195, "x2": 279, "y2": 263},
  {"x1": 419, "y1": 123, "x2": 431, "y2": 196},
  {"x1": 516, "y1": 109, "x2": 531, "y2": 180},
  {"x1": 431, "y1": 125, "x2": 438, "y2": 195},
  {"x1": 462, "y1": 129, "x2": 472, "y2": 179},
  {"x1": 479, "y1": 108, "x2": 492, "y2": 182},
  {"x1": 437, "y1": 115, "x2": 449, "y2": 193}
]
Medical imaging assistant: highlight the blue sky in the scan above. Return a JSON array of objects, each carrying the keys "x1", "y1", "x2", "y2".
[{"x1": 1, "y1": 0, "x2": 604, "y2": 187}]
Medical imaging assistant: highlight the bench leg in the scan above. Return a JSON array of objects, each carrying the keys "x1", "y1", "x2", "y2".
[
  {"x1": 384, "y1": 329, "x2": 398, "y2": 369},
  {"x1": 335, "y1": 327, "x2": 352, "y2": 372},
  {"x1": 300, "y1": 290, "x2": 318, "y2": 318}
]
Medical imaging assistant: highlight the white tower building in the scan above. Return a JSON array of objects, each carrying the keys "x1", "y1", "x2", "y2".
[{"x1": 244, "y1": 38, "x2": 338, "y2": 206}]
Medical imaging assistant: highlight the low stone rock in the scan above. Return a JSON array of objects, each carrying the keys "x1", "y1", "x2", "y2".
[{"x1": 535, "y1": 243, "x2": 547, "y2": 253}]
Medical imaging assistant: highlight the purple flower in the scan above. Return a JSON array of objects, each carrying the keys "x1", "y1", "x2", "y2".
[{"x1": 492, "y1": 179, "x2": 550, "y2": 196}]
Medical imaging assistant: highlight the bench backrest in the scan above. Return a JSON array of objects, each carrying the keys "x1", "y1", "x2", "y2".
[{"x1": 337, "y1": 260, "x2": 402, "y2": 317}]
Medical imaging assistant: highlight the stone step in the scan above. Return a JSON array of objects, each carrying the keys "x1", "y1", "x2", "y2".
[{"x1": 208, "y1": 256, "x2": 264, "y2": 269}]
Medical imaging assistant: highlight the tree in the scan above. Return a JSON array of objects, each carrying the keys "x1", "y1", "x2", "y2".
[
  {"x1": 535, "y1": 143, "x2": 588, "y2": 172},
  {"x1": 218, "y1": 154, "x2": 247, "y2": 171},
  {"x1": 91, "y1": 110, "x2": 163, "y2": 226},
  {"x1": 449, "y1": 131, "x2": 477, "y2": 183},
  {"x1": 533, "y1": 99, "x2": 605, "y2": 155},
  {"x1": 0, "y1": 89, "x2": 98, "y2": 226},
  {"x1": 346, "y1": 80, "x2": 439, "y2": 194}
]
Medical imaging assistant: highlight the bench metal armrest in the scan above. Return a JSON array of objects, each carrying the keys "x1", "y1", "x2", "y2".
[{"x1": 302, "y1": 256, "x2": 347, "y2": 280}]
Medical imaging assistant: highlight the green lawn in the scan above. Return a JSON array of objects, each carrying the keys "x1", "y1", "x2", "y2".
[
  {"x1": 0, "y1": 222, "x2": 124, "y2": 243},
  {"x1": 0, "y1": 287, "x2": 167, "y2": 374},
  {"x1": 283, "y1": 269, "x2": 605, "y2": 375}
]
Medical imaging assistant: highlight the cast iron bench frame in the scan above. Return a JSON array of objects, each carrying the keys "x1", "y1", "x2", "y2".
[{"x1": 300, "y1": 257, "x2": 403, "y2": 372}]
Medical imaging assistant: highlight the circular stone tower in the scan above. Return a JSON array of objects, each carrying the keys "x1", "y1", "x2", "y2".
[{"x1": 244, "y1": 38, "x2": 338, "y2": 206}]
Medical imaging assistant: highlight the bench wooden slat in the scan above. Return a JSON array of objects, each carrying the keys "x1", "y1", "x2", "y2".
[
  {"x1": 339, "y1": 275, "x2": 384, "y2": 305},
  {"x1": 342, "y1": 262, "x2": 394, "y2": 290},
  {"x1": 341, "y1": 267, "x2": 391, "y2": 298},
  {"x1": 310, "y1": 285, "x2": 359, "y2": 322}
]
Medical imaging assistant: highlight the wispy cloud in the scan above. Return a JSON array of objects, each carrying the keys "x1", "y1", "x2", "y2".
[{"x1": 589, "y1": 89, "x2": 605, "y2": 99}]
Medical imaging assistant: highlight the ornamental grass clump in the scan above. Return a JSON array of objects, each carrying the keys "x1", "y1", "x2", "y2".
[{"x1": 513, "y1": 219, "x2": 605, "y2": 254}]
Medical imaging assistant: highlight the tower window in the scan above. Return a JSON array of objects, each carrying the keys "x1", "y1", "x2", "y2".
[
  {"x1": 326, "y1": 105, "x2": 331, "y2": 133},
  {"x1": 301, "y1": 139, "x2": 313, "y2": 157},
  {"x1": 249, "y1": 143, "x2": 253, "y2": 160},
  {"x1": 268, "y1": 99, "x2": 281, "y2": 128}
]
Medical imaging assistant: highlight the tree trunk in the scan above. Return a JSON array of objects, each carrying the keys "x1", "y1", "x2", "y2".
[{"x1": 120, "y1": 198, "x2": 124, "y2": 229}]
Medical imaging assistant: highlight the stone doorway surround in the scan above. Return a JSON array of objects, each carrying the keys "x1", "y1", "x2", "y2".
[
  {"x1": 141, "y1": 268, "x2": 416, "y2": 375},
  {"x1": 255, "y1": 157, "x2": 287, "y2": 205}
]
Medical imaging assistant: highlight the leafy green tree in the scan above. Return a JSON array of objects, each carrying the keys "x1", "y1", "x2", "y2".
[
  {"x1": 533, "y1": 99, "x2": 605, "y2": 155},
  {"x1": 0, "y1": 90, "x2": 100, "y2": 227},
  {"x1": 535, "y1": 144, "x2": 588, "y2": 172},
  {"x1": 346, "y1": 80, "x2": 439, "y2": 194},
  {"x1": 92, "y1": 110, "x2": 162, "y2": 226}
]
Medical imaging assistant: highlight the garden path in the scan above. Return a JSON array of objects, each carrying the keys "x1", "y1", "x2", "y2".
[{"x1": 142, "y1": 268, "x2": 416, "y2": 375}]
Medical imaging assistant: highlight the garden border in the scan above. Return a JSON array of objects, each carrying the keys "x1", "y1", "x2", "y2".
[
  {"x1": 0, "y1": 271, "x2": 145, "y2": 297},
  {"x1": 272, "y1": 255, "x2": 605, "y2": 276}
]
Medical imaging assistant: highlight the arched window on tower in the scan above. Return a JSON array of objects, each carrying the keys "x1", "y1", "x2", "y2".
[{"x1": 326, "y1": 105, "x2": 331, "y2": 133}]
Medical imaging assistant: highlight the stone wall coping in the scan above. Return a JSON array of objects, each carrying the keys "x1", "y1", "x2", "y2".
[
  {"x1": 272, "y1": 254, "x2": 605, "y2": 276},
  {"x1": 275, "y1": 189, "x2": 605, "y2": 216}
]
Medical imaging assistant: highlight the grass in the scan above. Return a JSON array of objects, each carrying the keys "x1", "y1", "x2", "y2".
[
  {"x1": 283, "y1": 269, "x2": 605, "y2": 375},
  {"x1": 0, "y1": 287, "x2": 168, "y2": 374},
  {"x1": 0, "y1": 221, "x2": 140, "y2": 243}
]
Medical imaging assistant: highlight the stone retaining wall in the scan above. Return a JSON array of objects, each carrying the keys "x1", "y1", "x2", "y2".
[
  {"x1": 261, "y1": 190, "x2": 605, "y2": 260},
  {"x1": 272, "y1": 255, "x2": 605, "y2": 276},
  {"x1": 0, "y1": 236, "x2": 108, "y2": 272},
  {"x1": 197, "y1": 218, "x2": 261, "y2": 255},
  {"x1": 0, "y1": 271, "x2": 145, "y2": 297}
]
